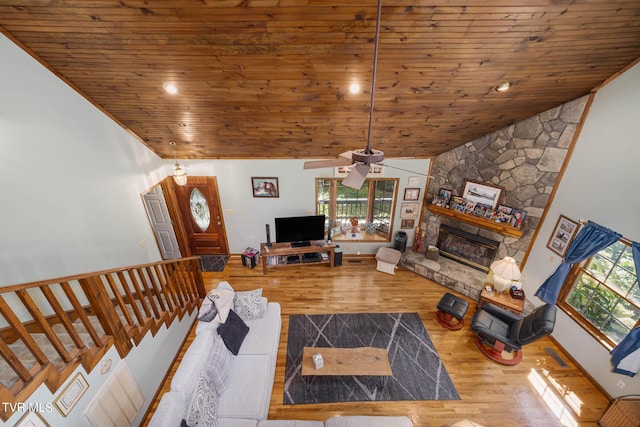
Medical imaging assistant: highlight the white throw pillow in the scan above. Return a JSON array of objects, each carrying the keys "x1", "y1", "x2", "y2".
[
  {"x1": 186, "y1": 375, "x2": 219, "y2": 427},
  {"x1": 234, "y1": 289, "x2": 267, "y2": 322},
  {"x1": 208, "y1": 287, "x2": 235, "y2": 324}
]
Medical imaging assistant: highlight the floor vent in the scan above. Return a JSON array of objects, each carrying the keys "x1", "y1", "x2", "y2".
[
  {"x1": 545, "y1": 347, "x2": 569, "y2": 368},
  {"x1": 347, "y1": 259, "x2": 362, "y2": 263}
]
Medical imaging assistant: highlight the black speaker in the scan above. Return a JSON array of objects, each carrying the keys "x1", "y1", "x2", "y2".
[{"x1": 266, "y1": 224, "x2": 271, "y2": 247}]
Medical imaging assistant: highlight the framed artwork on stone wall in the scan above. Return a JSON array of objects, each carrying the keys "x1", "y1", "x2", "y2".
[{"x1": 462, "y1": 179, "x2": 503, "y2": 210}]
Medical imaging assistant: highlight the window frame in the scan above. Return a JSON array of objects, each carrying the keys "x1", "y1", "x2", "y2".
[
  {"x1": 557, "y1": 238, "x2": 639, "y2": 350},
  {"x1": 315, "y1": 177, "x2": 399, "y2": 242}
]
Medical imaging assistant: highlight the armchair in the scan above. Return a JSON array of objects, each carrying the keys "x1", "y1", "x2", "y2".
[{"x1": 471, "y1": 302, "x2": 557, "y2": 365}]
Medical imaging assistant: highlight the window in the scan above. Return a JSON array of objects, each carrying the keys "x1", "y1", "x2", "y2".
[
  {"x1": 559, "y1": 240, "x2": 639, "y2": 348},
  {"x1": 316, "y1": 178, "x2": 398, "y2": 240}
]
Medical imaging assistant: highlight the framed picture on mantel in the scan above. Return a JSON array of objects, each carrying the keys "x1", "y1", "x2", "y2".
[{"x1": 462, "y1": 179, "x2": 503, "y2": 210}]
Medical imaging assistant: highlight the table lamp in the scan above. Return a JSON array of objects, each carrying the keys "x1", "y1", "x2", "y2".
[{"x1": 489, "y1": 256, "x2": 521, "y2": 292}]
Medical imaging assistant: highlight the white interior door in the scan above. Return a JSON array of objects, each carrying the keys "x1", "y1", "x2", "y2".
[{"x1": 142, "y1": 185, "x2": 182, "y2": 259}]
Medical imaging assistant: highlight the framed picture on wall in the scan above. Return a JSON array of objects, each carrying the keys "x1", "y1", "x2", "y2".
[
  {"x1": 15, "y1": 412, "x2": 50, "y2": 427},
  {"x1": 547, "y1": 214, "x2": 580, "y2": 257},
  {"x1": 54, "y1": 372, "x2": 89, "y2": 417},
  {"x1": 251, "y1": 177, "x2": 279, "y2": 198},
  {"x1": 401, "y1": 219, "x2": 415, "y2": 229},
  {"x1": 400, "y1": 202, "x2": 419, "y2": 219},
  {"x1": 462, "y1": 179, "x2": 503, "y2": 209},
  {"x1": 404, "y1": 188, "x2": 420, "y2": 201}
]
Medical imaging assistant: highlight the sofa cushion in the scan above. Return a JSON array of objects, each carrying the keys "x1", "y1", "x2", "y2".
[
  {"x1": 198, "y1": 293, "x2": 219, "y2": 322},
  {"x1": 258, "y1": 421, "x2": 324, "y2": 427},
  {"x1": 218, "y1": 354, "x2": 274, "y2": 420},
  {"x1": 234, "y1": 289, "x2": 267, "y2": 322},
  {"x1": 209, "y1": 287, "x2": 236, "y2": 324},
  {"x1": 186, "y1": 375, "x2": 219, "y2": 427},
  {"x1": 325, "y1": 416, "x2": 414, "y2": 427},
  {"x1": 218, "y1": 310, "x2": 250, "y2": 355},
  {"x1": 240, "y1": 302, "x2": 281, "y2": 356},
  {"x1": 148, "y1": 391, "x2": 188, "y2": 427},
  {"x1": 206, "y1": 336, "x2": 235, "y2": 394},
  {"x1": 218, "y1": 420, "x2": 258, "y2": 427},
  {"x1": 171, "y1": 330, "x2": 215, "y2": 398}
]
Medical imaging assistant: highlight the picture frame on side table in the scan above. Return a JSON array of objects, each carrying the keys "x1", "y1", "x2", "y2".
[
  {"x1": 252, "y1": 177, "x2": 279, "y2": 198},
  {"x1": 404, "y1": 188, "x2": 420, "y2": 201},
  {"x1": 462, "y1": 179, "x2": 503, "y2": 209},
  {"x1": 54, "y1": 372, "x2": 89, "y2": 417},
  {"x1": 547, "y1": 214, "x2": 580, "y2": 257},
  {"x1": 400, "y1": 202, "x2": 419, "y2": 219}
]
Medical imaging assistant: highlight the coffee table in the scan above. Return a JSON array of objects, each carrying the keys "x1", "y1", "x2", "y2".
[{"x1": 301, "y1": 347, "x2": 393, "y2": 376}]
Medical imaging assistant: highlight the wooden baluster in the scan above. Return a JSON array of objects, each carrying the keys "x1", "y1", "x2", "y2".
[
  {"x1": 125, "y1": 270, "x2": 153, "y2": 319},
  {"x1": 131, "y1": 269, "x2": 160, "y2": 319},
  {"x1": 162, "y1": 264, "x2": 186, "y2": 308},
  {"x1": 60, "y1": 281, "x2": 103, "y2": 347},
  {"x1": 15, "y1": 289, "x2": 72, "y2": 363},
  {"x1": 116, "y1": 271, "x2": 145, "y2": 324},
  {"x1": 78, "y1": 277, "x2": 132, "y2": 358},
  {"x1": 141, "y1": 266, "x2": 167, "y2": 312},
  {"x1": 40, "y1": 285, "x2": 85, "y2": 349},
  {"x1": 104, "y1": 274, "x2": 134, "y2": 327},
  {"x1": 0, "y1": 297, "x2": 50, "y2": 366},
  {"x1": 151, "y1": 265, "x2": 175, "y2": 312},
  {"x1": 0, "y1": 336, "x2": 33, "y2": 383}
]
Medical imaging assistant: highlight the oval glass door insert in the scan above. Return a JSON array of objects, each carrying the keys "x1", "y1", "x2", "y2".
[{"x1": 190, "y1": 188, "x2": 210, "y2": 232}]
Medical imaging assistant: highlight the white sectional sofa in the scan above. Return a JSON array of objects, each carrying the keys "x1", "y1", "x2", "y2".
[{"x1": 148, "y1": 281, "x2": 413, "y2": 427}]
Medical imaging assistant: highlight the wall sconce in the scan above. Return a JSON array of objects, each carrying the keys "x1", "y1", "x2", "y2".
[{"x1": 169, "y1": 141, "x2": 187, "y2": 186}]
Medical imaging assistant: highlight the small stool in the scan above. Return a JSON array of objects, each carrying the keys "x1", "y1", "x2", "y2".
[
  {"x1": 436, "y1": 292, "x2": 470, "y2": 330},
  {"x1": 375, "y1": 247, "x2": 402, "y2": 274}
]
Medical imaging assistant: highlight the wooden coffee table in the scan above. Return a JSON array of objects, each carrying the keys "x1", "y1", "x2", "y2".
[{"x1": 301, "y1": 347, "x2": 393, "y2": 376}]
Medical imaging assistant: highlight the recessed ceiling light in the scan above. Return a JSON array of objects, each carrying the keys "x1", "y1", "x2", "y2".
[
  {"x1": 495, "y1": 81, "x2": 512, "y2": 92},
  {"x1": 349, "y1": 83, "x2": 361, "y2": 94},
  {"x1": 163, "y1": 82, "x2": 179, "y2": 95}
]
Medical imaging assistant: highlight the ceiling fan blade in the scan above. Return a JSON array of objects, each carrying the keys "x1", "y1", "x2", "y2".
[
  {"x1": 376, "y1": 162, "x2": 433, "y2": 177},
  {"x1": 304, "y1": 157, "x2": 353, "y2": 169},
  {"x1": 342, "y1": 163, "x2": 371, "y2": 189}
]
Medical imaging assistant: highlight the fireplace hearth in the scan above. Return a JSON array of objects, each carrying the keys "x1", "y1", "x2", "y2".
[{"x1": 436, "y1": 224, "x2": 499, "y2": 272}]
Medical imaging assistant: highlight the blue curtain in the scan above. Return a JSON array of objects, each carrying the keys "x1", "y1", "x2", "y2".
[
  {"x1": 610, "y1": 242, "x2": 640, "y2": 376},
  {"x1": 535, "y1": 221, "x2": 621, "y2": 304}
]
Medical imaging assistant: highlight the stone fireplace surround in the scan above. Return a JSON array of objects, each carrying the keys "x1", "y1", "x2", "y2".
[{"x1": 401, "y1": 96, "x2": 588, "y2": 313}]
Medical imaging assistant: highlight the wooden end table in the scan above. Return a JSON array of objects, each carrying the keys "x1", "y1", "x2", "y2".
[
  {"x1": 478, "y1": 284, "x2": 525, "y2": 315},
  {"x1": 301, "y1": 347, "x2": 393, "y2": 376}
]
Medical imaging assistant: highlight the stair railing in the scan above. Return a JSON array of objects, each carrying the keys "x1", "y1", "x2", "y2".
[{"x1": 0, "y1": 256, "x2": 204, "y2": 421}]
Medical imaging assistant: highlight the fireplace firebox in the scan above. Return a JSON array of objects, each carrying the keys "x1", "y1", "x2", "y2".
[{"x1": 436, "y1": 224, "x2": 499, "y2": 272}]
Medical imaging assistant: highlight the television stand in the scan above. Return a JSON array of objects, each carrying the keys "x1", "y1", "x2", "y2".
[{"x1": 260, "y1": 240, "x2": 336, "y2": 275}]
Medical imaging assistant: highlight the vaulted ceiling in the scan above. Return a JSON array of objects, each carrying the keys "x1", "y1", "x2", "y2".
[{"x1": 1, "y1": 1, "x2": 639, "y2": 161}]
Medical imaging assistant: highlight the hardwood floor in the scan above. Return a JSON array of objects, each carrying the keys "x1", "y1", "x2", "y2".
[{"x1": 142, "y1": 256, "x2": 610, "y2": 427}]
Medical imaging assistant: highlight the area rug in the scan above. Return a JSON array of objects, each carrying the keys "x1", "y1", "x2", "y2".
[
  {"x1": 199, "y1": 255, "x2": 229, "y2": 272},
  {"x1": 284, "y1": 312, "x2": 460, "y2": 404}
]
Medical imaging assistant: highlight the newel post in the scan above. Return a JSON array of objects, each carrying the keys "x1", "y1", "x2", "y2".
[{"x1": 79, "y1": 277, "x2": 133, "y2": 358}]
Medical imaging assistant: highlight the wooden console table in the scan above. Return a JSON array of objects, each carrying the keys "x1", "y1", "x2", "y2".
[
  {"x1": 260, "y1": 240, "x2": 335, "y2": 275},
  {"x1": 478, "y1": 285, "x2": 525, "y2": 315}
]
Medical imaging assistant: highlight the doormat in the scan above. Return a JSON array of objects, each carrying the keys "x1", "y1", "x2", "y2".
[
  {"x1": 284, "y1": 312, "x2": 459, "y2": 404},
  {"x1": 199, "y1": 255, "x2": 229, "y2": 272}
]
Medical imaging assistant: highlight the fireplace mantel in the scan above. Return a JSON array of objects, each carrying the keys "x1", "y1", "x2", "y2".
[{"x1": 427, "y1": 205, "x2": 524, "y2": 238}]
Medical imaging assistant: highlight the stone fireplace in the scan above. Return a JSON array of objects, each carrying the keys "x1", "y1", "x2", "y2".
[{"x1": 436, "y1": 225, "x2": 499, "y2": 272}]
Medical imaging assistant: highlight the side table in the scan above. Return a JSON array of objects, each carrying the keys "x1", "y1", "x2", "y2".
[{"x1": 478, "y1": 285, "x2": 524, "y2": 315}]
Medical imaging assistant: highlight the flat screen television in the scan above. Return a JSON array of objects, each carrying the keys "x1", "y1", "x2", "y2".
[{"x1": 275, "y1": 215, "x2": 326, "y2": 243}]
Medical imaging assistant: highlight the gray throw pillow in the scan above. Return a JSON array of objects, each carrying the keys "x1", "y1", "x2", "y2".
[
  {"x1": 186, "y1": 375, "x2": 218, "y2": 426},
  {"x1": 206, "y1": 336, "x2": 235, "y2": 395},
  {"x1": 217, "y1": 309, "x2": 249, "y2": 355},
  {"x1": 233, "y1": 289, "x2": 267, "y2": 322}
]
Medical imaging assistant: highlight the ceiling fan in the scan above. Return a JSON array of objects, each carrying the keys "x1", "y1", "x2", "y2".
[{"x1": 303, "y1": 0, "x2": 429, "y2": 189}]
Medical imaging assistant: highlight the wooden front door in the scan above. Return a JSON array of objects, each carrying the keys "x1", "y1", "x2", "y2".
[{"x1": 174, "y1": 176, "x2": 229, "y2": 255}]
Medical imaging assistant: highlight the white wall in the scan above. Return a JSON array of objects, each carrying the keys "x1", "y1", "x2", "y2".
[
  {"x1": 0, "y1": 34, "x2": 165, "y2": 287},
  {"x1": 181, "y1": 158, "x2": 431, "y2": 255},
  {"x1": 522, "y1": 61, "x2": 640, "y2": 397}
]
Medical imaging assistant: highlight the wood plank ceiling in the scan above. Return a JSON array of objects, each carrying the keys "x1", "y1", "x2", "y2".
[{"x1": 1, "y1": 1, "x2": 640, "y2": 160}]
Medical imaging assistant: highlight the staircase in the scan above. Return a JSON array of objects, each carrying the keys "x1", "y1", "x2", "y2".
[{"x1": 0, "y1": 256, "x2": 205, "y2": 421}]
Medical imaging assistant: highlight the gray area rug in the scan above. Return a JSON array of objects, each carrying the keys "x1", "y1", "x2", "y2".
[
  {"x1": 284, "y1": 312, "x2": 460, "y2": 404},
  {"x1": 199, "y1": 255, "x2": 229, "y2": 272}
]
